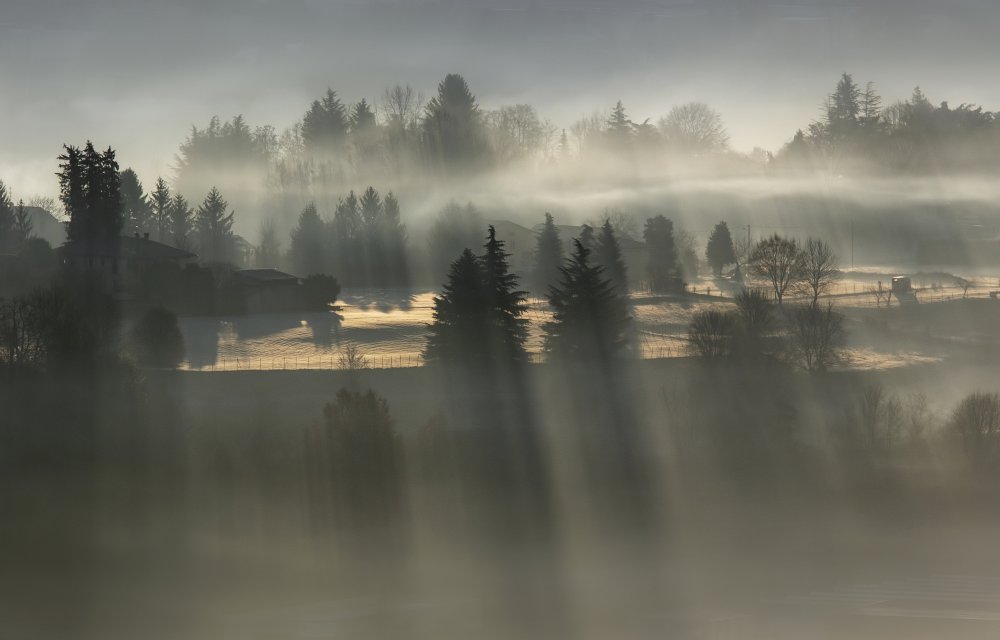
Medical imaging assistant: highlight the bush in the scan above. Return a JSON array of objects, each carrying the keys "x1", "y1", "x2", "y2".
[
  {"x1": 688, "y1": 309, "x2": 737, "y2": 358},
  {"x1": 302, "y1": 274, "x2": 341, "y2": 311},
  {"x1": 130, "y1": 306, "x2": 185, "y2": 368}
]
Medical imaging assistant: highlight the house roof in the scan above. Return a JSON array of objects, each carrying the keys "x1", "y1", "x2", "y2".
[
  {"x1": 60, "y1": 235, "x2": 196, "y2": 261},
  {"x1": 235, "y1": 268, "x2": 300, "y2": 284}
]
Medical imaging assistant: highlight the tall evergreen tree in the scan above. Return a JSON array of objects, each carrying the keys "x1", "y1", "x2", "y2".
[
  {"x1": 150, "y1": 177, "x2": 172, "y2": 243},
  {"x1": 532, "y1": 212, "x2": 563, "y2": 294},
  {"x1": 543, "y1": 240, "x2": 631, "y2": 361},
  {"x1": 606, "y1": 100, "x2": 633, "y2": 147},
  {"x1": 381, "y1": 192, "x2": 408, "y2": 285},
  {"x1": 195, "y1": 187, "x2": 235, "y2": 263},
  {"x1": 425, "y1": 249, "x2": 488, "y2": 364},
  {"x1": 422, "y1": 73, "x2": 488, "y2": 168},
  {"x1": 290, "y1": 203, "x2": 327, "y2": 276},
  {"x1": 643, "y1": 215, "x2": 683, "y2": 293},
  {"x1": 169, "y1": 194, "x2": 194, "y2": 251},
  {"x1": 59, "y1": 142, "x2": 121, "y2": 248},
  {"x1": 350, "y1": 99, "x2": 377, "y2": 133},
  {"x1": 119, "y1": 168, "x2": 152, "y2": 236},
  {"x1": 332, "y1": 191, "x2": 361, "y2": 283},
  {"x1": 579, "y1": 223, "x2": 595, "y2": 253},
  {"x1": 13, "y1": 199, "x2": 33, "y2": 247},
  {"x1": 0, "y1": 180, "x2": 14, "y2": 252},
  {"x1": 480, "y1": 225, "x2": 529, "y2": 363},
  {"x1": 705, "y1": 220, "x2": 737, "y2": 276},
  {"x1": 302, "y1": 89, "x2": 348, "y2": 153},
  {"x1": 595, "y1": 220, "x2": 629, "y2": 295}
]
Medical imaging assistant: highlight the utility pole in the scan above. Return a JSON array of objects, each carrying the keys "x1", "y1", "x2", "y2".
[
  {"x1": 746, "y1": 224, "x2": 751, "y2": 249},
  {"x1": 850, "y1": 220, "x2": 854, "y2": 270}
]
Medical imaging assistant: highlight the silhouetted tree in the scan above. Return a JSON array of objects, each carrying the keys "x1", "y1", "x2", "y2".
[
  {"x1": 13, "y1": 200, "x2": 32, "y2": 247},
  {"x1": 59, "y1": 142, "x2": 122, "y2": 249},
  {"x1": 532, "y1": 212, "x2": 563, "y2": 294},
  {"x1": 254, "y1": 220, "x2": 280, "y2": 268},
  {"x1": 606, "y1": 100, "x2": 633, "y2": 148},
  {"x1": 579, "y1": 223, "x2": 596, "y2": 253},
  {"x1": 150, "y1": 177, "x2": 172, "y2": 243},
  {"x1": 331, "y1": 191, "x2": 361, "y2": 283},
  {"x1": 733, "y1": 287, "x2": 775, "y2": 356},
  {"x1": 949, "y1": 392, "x2": 1000, "y2": 466},
  {"x1": 706, "y1": 221, "x2": 736, "y2": 276},
  {"x1": 302, "y1": 89, "x2": 349, "y2": 153},
  {"x1": 168, "y1": 194, "x2": 194, "y2": 251},
  {"x1": 543, "y1": 240, "x2": 631, "y2": 361},
  {"x1": 350, "y1": 98, "x2": 377, "y2": 133},
  {"x1": 422, "y1": 74, "x2": 489, "y2": 168},
  {"x1": 787, "y1": 302, "x2": 844, "y2": 372},
  {"x1": 119, "y1": 168, "x2": 152, "y2": 236},
  {"x1": 801, "y1": 238, "x2": 839, "y2": 307},
  {"x1": 749, "y1": 234, "x2": 805, "y2": 304},
  {"x1": 480, "y1": 225, "x2": 529, "y2": 364},
  {"x1": 301, "y1": 274, "x2": 341, "y2": 311},
  {"x1": 425, "y1": 249, "x2": 488, "y2": 364},
  {"x1": 643, "y1": 215, "x2": 683, "y2": 293},
  {"x1": 195, "y1": 187, "x2": 235, "y2": 263},
  {"x1": 291, "y1": 203, "x2": 327, "y2": 276},
  {"x1": 0, "y1": 181, "x2": 15, "y2": 252},
  {"x1": 595, "y1": 219, "x2": 629, "y2": 295},
  {"x1": 427, "y1": 202, "x2": 483, "y2": 285},
  {"x1": 379, "y1": 192, "x2": 409, "y2": 285}
]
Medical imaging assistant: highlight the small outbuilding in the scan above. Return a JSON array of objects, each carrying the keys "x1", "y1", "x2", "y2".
[{"x1": 234, "y1": 269, "x2": 302, "y2": 313}]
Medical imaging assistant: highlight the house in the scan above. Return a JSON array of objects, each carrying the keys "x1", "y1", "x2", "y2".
[
  {"x1": 24, "y1": 207, "x2": 68, "y2": 248},
  {"x1": 234, "y1": 269, "x2": 302, "y2": 313},
  {"x1": 60, "y1": 233, "x2": 196, "y2": 299}
]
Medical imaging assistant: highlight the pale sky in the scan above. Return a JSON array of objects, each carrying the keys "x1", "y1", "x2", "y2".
[{"x1": 3, "y1": 0, "x2": 1000, "y2": 199}]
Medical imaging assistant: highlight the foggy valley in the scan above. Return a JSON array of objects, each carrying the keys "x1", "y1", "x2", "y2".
[{"x1": 6, "y1": 1, "x2": 1000, "y2": 639}]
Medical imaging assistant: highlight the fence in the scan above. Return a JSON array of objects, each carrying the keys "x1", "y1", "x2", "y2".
[{"x1": 187, "y1": 353, "x2": 424, "y2": 372}]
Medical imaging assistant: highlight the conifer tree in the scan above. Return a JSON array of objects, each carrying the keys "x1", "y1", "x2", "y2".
[
  {"x1": 480, "y1": 225, "x2": 529, "y2": 363},
  {"x1": 381, "y1": 192, "x2": 408, "y2": 285},
  {"x1": 150, "y1": 177, "x2": 172, "y2": 243},
  {"x1": 595, "y1": 219, "x2": 629, "y2": 295},
  {"x1": 425, "y1": 249, "x2": 488, "y2": 364},
  {"x1": 643, "y1": 215, "x2": 683, "y2": 293},
  {"x1": 579, "y1": 223, "x2": 595, "y2": 253},
  {"x1": 169, "y1": 194, "x2": 194, "y2": 250},
  {"x1": 290, "y1": 202, "x2": 327, "y2": 276},
  {"x1": 350, "y1": 99, "x2": 377, "y2": 133},
  {"x1": 332, "y1": 191, "x2": 361, "y2": 283},
  {"x1": 119, "y1": 168, "x2": 152, "y2": 235},
  {"x1": 59, "y1": 142, "x2": 122, "y2": 248},
  {"x1": 13, "y1": 200, "x2": 32, "y2": 246},
  {"x1": 0, "y1": 180, "x2": 14, "y2": 252},
  {"x1": 422, "y1": 73, "x2": 488, "y2": 168},
  {"x1": 543, "y1": 240, "x2": 631, "y2": 361},
  {"x1": 195, "y1": 187, "x2": 235, "y2": 263},
  {"x1": 532, "y1": 212, "x2": 563, "y2": 293},
  {"x1": 706, "y1": 220, "x2": 737, "y2": 276},
  {"x1": 302, "y1": 89, "x2": 348, "y2": 153}
]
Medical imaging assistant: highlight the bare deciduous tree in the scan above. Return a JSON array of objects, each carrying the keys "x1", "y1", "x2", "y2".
[
  {"x1": 658, "y1": 102, "x2": 729, "y2": 153},
  {"x1": 380, "y1": 84, "x2": 424, "y2": 130},
  {"x1": 800, "y1": 238, "x2": 839, "y2": 306},
  {"x1": 949, "y1": 392, "x2": 1000, "y2": 464},
  {"x1": 748, "y1": 234, "x2": 806, "y2": 304},
  {"x1": 338, "y1": 344, "x2": 371, "y2": 370},
  {"x1": 688, "y1": 309, "x2": 736, "y2": 358},
  {"x1": 788, "y1": 302, "x2": 844, "y2": 372}
]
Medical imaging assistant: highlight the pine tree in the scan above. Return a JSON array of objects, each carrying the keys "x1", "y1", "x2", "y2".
[
  {"x1": 532, "y1": 212, "x2": 563, "y2": 293},
  {"x1": 422, "y1": 73, "x2": 488, "y2": 168},
  {"x1": 425, "y1": 249, "x2": 488, "y2": 364},
  {"x1": 332, "y1": 191, "x2": 361, "y2": 283},
  {"x1": 350, "y1": 98, "x2": 377, "y2": 133},
  {"x1": 595, "y1": 220, "x2": 629, "y2": 295},
  {"x1": 643, "y1": 215, "x2": 683, "y2": 293},
  {"x1": 579, "y1": 223, "x2": 595, "y2": 253},
  {"x1": 169, "y1": 194, "x2": 194, "y2": 250},
  {"x1": 150, "y1": 177, "x2": 172, "y2": 243},
  {"x1": 290, "y1": 202, "x2": 327, "y2": 275},
  {"x1": 59, "y1": 142, "x2": 121, "y2": 248},
  {"x1": 543, "y1": 240, "x2": 631, "y2": 361},
  {"x1": 0, "y1": 180, "x2": 14, "y2": 252},
  {"x1": 480, "y1": 225, "x2": 529, "y2": 363},
  {"x1": 302, "y1": 89, "x2": 348, "y2": 153},
  {"x1": 195, "y1": 187, "x2": 235, "y2": 263},
  {"x1": 606, "y1": 100, "x2": 633, "y2": 147},
  {"x1": 381, "y1": 192, "x2": 408, "y2": 285},
  {"x1": 119, "y1": 168, "x2": 152, "y2": 235},
  {"x1": 706, "y1": 220, "x2": 737, "y2": 276}
]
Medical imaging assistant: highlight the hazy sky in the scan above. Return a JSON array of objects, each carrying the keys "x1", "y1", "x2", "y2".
[{"x1": 4, "y1": 0, "x2": 1000, "y2": 198}]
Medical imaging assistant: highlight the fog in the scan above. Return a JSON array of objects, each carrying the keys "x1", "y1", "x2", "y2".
[{"x1": 7, "y1": 2, "x2": 1000, "y2": 639}]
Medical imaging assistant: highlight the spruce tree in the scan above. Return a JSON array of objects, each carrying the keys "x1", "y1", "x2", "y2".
[
  {"x1": 543, "y1": 240, "x2": 631, "y2": 361},
  {"x1": 422, "y1": 73, "x2": 488, "y2": 168},
  {"x1": 290, "y1": 203, "x2": 327, "y2": 276},
  {"x1": 59, "y1": 142, "x2": 121, "y2": 248},
  {"x1": 169, "y1": 194, "x2": 194, "y2": 250},
  {"x1": 706, "y1": 220, "x2": 737, "y2": 276},
  {"x1": 120, "y1": 168, "x2": 152, "y2": 236},
  {"x1": 350, "y1": 99, "x2": 377, "y2": 133},
  {"x1": 480, "y1": 225, "x2": 529, "y2": 363},
  {"x1": 595, "y1": 219, "x2": 629, "y2": 295},
  {"x1": 150, "y1": 177, "x2": 172, "y2": 243},
  {"x1": 425, "y1": 249, "x2": 488, "y2": 364},
  {"x1": 332, "y1": 191, "x2": 361, "y2": 283},
  {"x1": 13, "y1": 200, "x2": 32, "y2": 246},
  {"x1": 643, "y1": 215, "x2": 683, "y2": 293},
  {"x1": 381, "y1": 192, "x2": 408, "y2": 285},
  {"x1": 579, "y1": 223, "x2": 595, "y2": 253},
  {"x1": 302, "y1": 89, "x2": 348, "y2": 153},
  {"x1": 195, "y1": 187, "x2": 235, "y2": 263},
  {"x1": 0, "y1": 181, "x2": 14, "y2": 252},
  {"x1": 532, "y1": 212, "x2": 563, "y2": 294}
]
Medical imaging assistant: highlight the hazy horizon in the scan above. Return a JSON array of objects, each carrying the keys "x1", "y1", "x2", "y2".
[{"x1": 6, "y1": 0, "x2": 1000, "y2": 197}]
